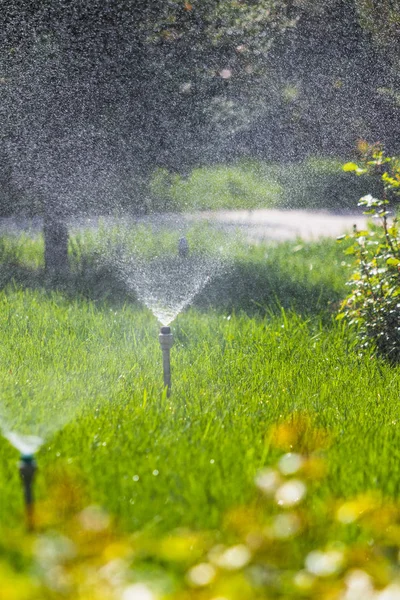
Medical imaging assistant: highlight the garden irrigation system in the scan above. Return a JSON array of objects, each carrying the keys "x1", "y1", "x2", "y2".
[{"x1": 15, "y1": 238, "x2": 186, "y2": 529}]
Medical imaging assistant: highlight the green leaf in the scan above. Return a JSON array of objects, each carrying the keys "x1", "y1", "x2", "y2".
[
  {"x1": 343, "y1": 162, "x2": 359, "y2": 172},
  {"x1": 382, "y1": 172, "x2": 400, "y2": 187},
  {"x1": 343, "y1": 162, "x2": 368, "y2": 175},
  {"x1": 386, "y1": 257, "x2": 400, "y2": 266},
  {"x1": 359, "y1": 194, "x2": 381, "y2": 207}
]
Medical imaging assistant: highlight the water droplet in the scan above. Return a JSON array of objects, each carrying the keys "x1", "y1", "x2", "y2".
[
  {"x1": 255, "y1": 468, "x2": 281, "y2": 495},
  {"x1": 133, "y1": 475, "x2": 139, "y2": 482},
  {"x1": 79, "y1": 505, "x2": 110, "y2": 532},
  {"x1": 187, "y1": 563, "x2": 216, "y2": 587},
  {"x1": 152, "y1": 469, "x2": 159, "y2": 476},
  {"x1": 211, "y1": 544, "x2": 251, "y2": 570},
  {"x1": 121, "y1": 583, "x2": 156, "y2": 600},
  {"x1": 294, "y1": 570, "x2": 316, "y2": 591},
  {"x1": 270, "y1": 513, "x2": 301, "y2": 539},
  {"x1": 275, "y1": 480, "x2": 306, "y2": 507},
  {"x1": 4, "y1": 431, "x2": 44, "y2": 455},
  {"x1": 343, "y1": 570, "x2": 374, "y2": 598},
  {"x1": 220, "y1": 69, "x2": 232, "y2": 79},
  {"x1": 278, "y1": 453, "x2": 305, "y2": 475},
  {"x1": 305, "y1": 550, "x2": 344, "y2": 577}
]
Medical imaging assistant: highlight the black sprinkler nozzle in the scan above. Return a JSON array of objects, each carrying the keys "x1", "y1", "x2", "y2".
[
  {"x1": 19, "y1": 454, "x2": 37, "y2": 531},
  {"x1": 178, "y1": 237, "x2": 189, "y2": 258}
]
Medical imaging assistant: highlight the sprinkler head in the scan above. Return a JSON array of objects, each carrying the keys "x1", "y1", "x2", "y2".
[
  {"x1": 19, "y1": 454, "x2": 37, "y2": 531},
  {"x1": 20, "y1": 453, "x2": 35, "y2": 463},
  {"x1": 159, "y1": 326, "x2": 174, "y2": 350},
  {"x1": 178, "y1": 237, "x2": 189, "y2": 258},
  {"x1": 19, "y1": 454, "x2": 36, "y2": 479}
]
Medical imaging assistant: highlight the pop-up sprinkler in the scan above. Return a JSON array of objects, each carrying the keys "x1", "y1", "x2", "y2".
[
  {"x1": 159, "y1": 326, "x2": 174, "y2": 396},
  {"x1": 19, "y1": 454, "x2": 37, "y2": 531},
  {"x1": 178, "y1": 236, "x2": 189, "y2": 258}
]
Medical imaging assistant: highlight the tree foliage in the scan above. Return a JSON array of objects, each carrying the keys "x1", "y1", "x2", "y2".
[
  {"x1": 0, "y1": 0, "x2": 399, "y2": 222},
  {"x1": 355, "y1": 0, "x2": 400, "y2": 71},
  {"x1": 0, "y1": 1, "x2": 297, "y2": 216}
]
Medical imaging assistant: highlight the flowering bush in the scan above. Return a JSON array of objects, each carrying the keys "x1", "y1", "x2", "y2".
[{"x1": 338, "y1": 144, "x2": 400, "y2": 361}]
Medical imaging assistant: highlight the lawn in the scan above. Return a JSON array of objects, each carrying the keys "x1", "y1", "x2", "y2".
[{"x1": 1, "y1": 227, "x2": 400, "y2": 598}]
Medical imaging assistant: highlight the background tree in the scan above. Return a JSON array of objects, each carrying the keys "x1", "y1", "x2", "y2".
[
  {"x1": 0, "y1": 0, "x2": 294, "y2": 276},
  {"x1": 0, "y1": 0, "x2": 399, "y2": 277}
]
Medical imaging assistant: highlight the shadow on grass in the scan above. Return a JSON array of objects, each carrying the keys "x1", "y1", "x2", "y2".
[
  {"x1": 0, "y1": 249, "x2": 346, "y2": 320},
  {"x1": 0, "y1": 261, "x2": 135, "y2": 307},
  {"x1": 194, "y1": 259, "x2": 344, "y2": 318}
]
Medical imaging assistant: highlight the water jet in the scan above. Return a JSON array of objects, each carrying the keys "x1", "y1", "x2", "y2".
[
  {"x1": 111, "y1": 219, "x2": 236, "y2": 392},
  {"x1": 159, "y1": 326, "x2": 174, "y2": 396}
]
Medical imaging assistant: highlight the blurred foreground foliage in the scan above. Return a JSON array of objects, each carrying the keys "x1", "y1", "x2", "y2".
[
  {"x1": 3, "y1": 415, "x2": 400, "y2": 599},
  {"x1": 339, "y1": 143, "x2": 400, "y2": 361}
]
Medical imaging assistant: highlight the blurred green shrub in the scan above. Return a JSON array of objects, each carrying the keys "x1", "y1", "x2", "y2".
[
  {"x1": 148, "y1": 158, "x2": 379, "y2": 213},
  {"x1": 260, "y1": 157, "x2": 380, "y2": 211},
  {"x1": 148, "y1": 164, "x2": 283, "y2": 211}
]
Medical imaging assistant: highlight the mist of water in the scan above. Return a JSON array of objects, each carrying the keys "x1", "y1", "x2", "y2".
[
  {"x1": 111, "y1": 216, "x2": 237, "y2": 326},
  {"x1": 121, "y1": 254, "x2": 217, "y2": 326},
  {"x1": 4, "y1": 431, "x2": 44, "y2": 455},
  {"x1": 0, "y1": 372, "x2": 102, "y2": 455}
]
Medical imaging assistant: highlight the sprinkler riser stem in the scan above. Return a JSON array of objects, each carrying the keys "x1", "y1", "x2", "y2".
[
  {"x1": 159, "y1": 328, "x2": 174, "y2": 396},
  {"x1": 19, "y1": 457, "x2": 37, "y2": 531}
]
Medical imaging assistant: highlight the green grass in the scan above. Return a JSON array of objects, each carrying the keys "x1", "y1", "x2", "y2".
[
  {"x1": 3, "y1": 226, "x2": 400, "y2": 596},
  {"x1": 0, "y1": 225, "x2": 351, "y2": 315},
  {"x1": 1, "y1": 289, "x2": 400, "y2": 538},
  {"x1": 197, "y1": 238, "x2": 350, "y2": 317},
  {"x1": 0, "y1": 227, "x2": 399, "y2": 538}
]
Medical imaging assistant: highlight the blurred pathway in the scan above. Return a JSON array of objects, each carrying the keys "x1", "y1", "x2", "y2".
[
  {"x1": 0, "y1": 210, "x2": 369, "y2": 243},
  {"x1": 190, "y1": 209, "x2": 368, "y2": 242}
]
